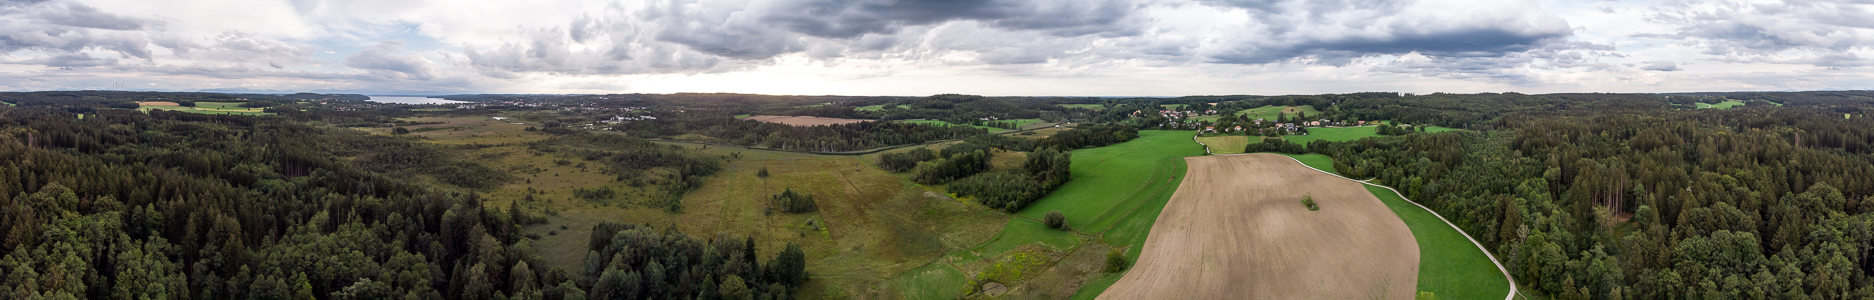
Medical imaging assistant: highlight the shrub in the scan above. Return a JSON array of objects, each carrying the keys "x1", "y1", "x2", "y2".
[
  {"x1": 877, "y1": 148, "x2": 939, "y2": 172},
  {"x1": 757, "y1": 167, "x2": 770, "y2": 177},
  {"x1": 1044, "y1": 211, "x2": 1067, "y2": 230},
  {"x1": 1301, "y1": 194, "x2": 1319, "y2": 211},
  {"x1": 1104, "y1": 249, "x2": 1131, "y2": 273},
  {"x1": 392, "y1": 127, "x2": 411, "y2": 134},
  {"x1": 770, "y1": 188, "x2": 817, "y2": 213}
]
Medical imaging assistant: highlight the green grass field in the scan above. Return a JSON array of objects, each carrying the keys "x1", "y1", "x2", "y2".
[
  {"x1": 1236, "y1": 105, "x2": 1322, "y2": 121},
  {"x1": 886, "y1": 131, "x2": 1200, "y2": 298},
  {"x1": 139, "y1": 104, "x2": 274, "y2": 115},
  {"x1": 1280, "y1": 152, "x2": 1510, "y2": 299},
  {"x1": 1194, "y1": 135, "x2": 1249, "y2": 154},
  {"x1": 1277, "y1": 125, "x2": 1458, "y2": 144},
  {"x1": 1017, "y1": 131, "x2": 1204, "y2": 233},
  {"x1": 1363, "y1": 184, "x2": 1510, "y2": 300},
  {"x1": 1059, "y1": 104, "x2": 1107, "y2": 110},
  {"x1": 1696, "y1": 100, "x2": 1746, "y2": 109},
  {"x1": 856, "y1": 104, "x2": 887, "y2": 111},
  {"x1": 1285, "y1": 153, "x2": 1338, "y2": 173},
  {"x1": 902, "y1": 119, "x2": 1041, "y2": 131}
]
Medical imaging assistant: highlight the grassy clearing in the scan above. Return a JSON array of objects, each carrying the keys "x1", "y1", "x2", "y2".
[
  {"x1": 856, "y1": 104, "x2": 887, "y2": 111},
  {"x1": 892, "y1": 263, "x2": 967, "y2": 299},
  {"x1": 1697, "y1": 100, "x2": 1745, "y2": 109},
  {"x1": 1363, "y1": 184, "x2": 1509, "y2": 300},
  {"x1": 139, "y1": 102, "x2": 275, "y2": 115},
  {"x1": 1235, "y1": 105, "x2": 1322, "y2": 121},
  {"x1": 901, "y1": 119, "x2": 1041, "y2": 132},
  {"x1": 1285, "y1": 153, "x2": 1338, "y2": 173},
  {"x1": 1059, "y1": 104, "x2": 1107, "y2": 110},
  {"x1": 1278, "y1": 126, "x2": 1379, "y2": 144},
  {"x1": 1017, "y1": 131, "x2": 1204, "y2": 232},
  {"x1": 1194, "y1": 135, "x2": 1250, "y2": 154}
]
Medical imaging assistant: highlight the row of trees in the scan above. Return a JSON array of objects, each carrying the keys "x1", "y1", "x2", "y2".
[{"x1": 582, "y1": 223, "x2": 807, "y2": 300}]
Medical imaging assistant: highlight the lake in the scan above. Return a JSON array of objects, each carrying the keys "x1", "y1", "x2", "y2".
[{"x1": 367, "y1": 96, "x2": 468, "y2": 104}]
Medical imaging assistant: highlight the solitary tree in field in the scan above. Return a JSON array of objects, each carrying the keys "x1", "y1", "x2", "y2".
[{"x1": 1045, "y1": 211, "x2": 1068, "y2": 230}]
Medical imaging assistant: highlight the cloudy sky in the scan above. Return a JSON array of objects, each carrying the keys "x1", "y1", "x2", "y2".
[{"x1": 2, "y1": 0, "x2": 1871, "y2": 96}]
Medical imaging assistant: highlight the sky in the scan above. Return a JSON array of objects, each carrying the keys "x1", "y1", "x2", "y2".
[{"x1": 1, "y1": 0, "x2": 1871, "y2": 96}]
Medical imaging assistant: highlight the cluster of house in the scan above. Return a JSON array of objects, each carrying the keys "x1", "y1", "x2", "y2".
[
  {"x1": 1132, "y1": 110, "x2": 1218, "y2": 118},
  {"x1": 600, "y1": 115, "x2": 657, "y2": 124}
]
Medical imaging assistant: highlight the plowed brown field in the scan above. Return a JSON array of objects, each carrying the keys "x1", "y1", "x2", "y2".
[{"x1": 1099, "y1": 153, "x2": 1419, "y2": 299}]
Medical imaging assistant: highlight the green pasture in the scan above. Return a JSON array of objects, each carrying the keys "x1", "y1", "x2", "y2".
[
  {"x1": 1194, "y1": 135, "x2": 1250, "y2": 154},
  {"x1": 139, "y1": 102, "x2": 274, "y2": 116},
  {"x1": 1236, "y1": 105, "x2": 1322, "y2": 121},
  {"x1": 1363, "y1": 184, "x2": 1510, "y2": 300},
  {"x1": 1277, "y1": 125, "x2": 1458, "y2": 144},
  {"x1": 1284, "y1": 153, "x2": 1338, "y2": 173},
  {"x1": 856, "y1": 104, "x2": 888, "y2": 111},
  {"x1": 1016, "y1": 131, "x2": 1203, "y2": 233},
  {"x1": 1059, "y1": 104, "x2": 1107, "y2": 110},
  {"x1": 902, "y1": 119, "x2": 1041, "y2": 131}
]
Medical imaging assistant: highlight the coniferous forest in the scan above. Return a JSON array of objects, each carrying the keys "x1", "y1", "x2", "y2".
[
  {"x1": 0, "y1": 102, "x2": 804, "y2": 299},
  {"x1": 1299, "y1": 92, "x2": 1874, "y2": 299}
]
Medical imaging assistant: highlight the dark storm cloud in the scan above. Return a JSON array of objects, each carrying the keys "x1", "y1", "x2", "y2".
[
  {"x1": 638, "y1": 0, "x2": 1142, "y2": 60},
  {"x1": 1211, "y1": 27, "x2": 1564, "y2": 64},
  {"x1": 1650, "y1": 0, "x2": 1874, "y2": 67},
  {"x1": 1198, "y1": 0, "x2": 1572, "y2": 65},
  {"x1": 344, "y1": 41, "x2": 437, "y2": 80},
  {"x1": 0, "y1": 1, "x2": 159, "y2": 59}
]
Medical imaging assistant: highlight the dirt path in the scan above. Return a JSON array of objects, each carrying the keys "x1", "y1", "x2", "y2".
[{"x1": 1099, "y1": 153, "x2": 1419, "y2": 299}]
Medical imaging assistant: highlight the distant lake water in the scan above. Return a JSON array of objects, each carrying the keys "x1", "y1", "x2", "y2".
[{"x1": 367, "y1": 96, "x2": 467, "y2": 104}]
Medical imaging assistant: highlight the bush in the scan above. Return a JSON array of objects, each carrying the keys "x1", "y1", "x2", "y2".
[
  {"x1": 1104, "y1": 249, "x2": 1131, "y2": 273},
  {"x1": 392, "y1": 127, "x2": 410, "y2": 134},
  {"x1": 877, "y1": 148, "x2": 939, "y2": 172},
  {"x1": 1301, "y1": 194, "x2": 1319, "y2": 211},
  {"x1": 757, "y1": 167, "x2": 771, "y2": 177},
  {"x1": 771, "y1": 188, "x2": 817, "y2": 213},
  {"x1": 1044, "y1": 211, "x2": 1067, "y2": 230}
]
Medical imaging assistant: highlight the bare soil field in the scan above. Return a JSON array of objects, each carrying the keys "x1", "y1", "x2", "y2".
[
  {"x1": 741, "y1": 115, "x2": 871, "y2": 126},
  {"x1": 1099, "y1": 153, "x2": 1419, "y2": 299}
]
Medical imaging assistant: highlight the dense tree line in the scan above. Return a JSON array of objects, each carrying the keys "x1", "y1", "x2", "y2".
[
  {"x1": 582, "y1": 223, "x2": 806, "y2": 300},
  {"x1": 613, "y1": 112, "x2": 985, "y2": 152},
  {"x1": 768, "y1": 188, "x2": 817, "y2": 214},
  {"x1": 911, "y1": 149, "x2": 991, "y2": 185},
  {"x1": 1299, "y1": 106, "x2": 1874, "y2": 298},
  {"x1": 877, "y1": 148, "x2": 939, "y2": 172},
  {"x1": 1035, "y1": 124, "x2": 1139, "y2": 150},
  {"x1": 1243, "y1": 137, "x2": 1306, "y2": 154},
  {"x1": 948, "y1": 148, "x2": 1074, "y2": 212}
]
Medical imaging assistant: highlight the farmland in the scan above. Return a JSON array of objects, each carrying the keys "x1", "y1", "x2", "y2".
[
  {"x1": 1193, "y1": 135, "x2": 1250, "y2": 154},
  {"x1": 1234, "y1": 105, "x2": 1321, "y2": 121},
  {"x1": 1101, "y1": 154, "x2": 1418, "y2": 299},
  {"x1": 1059, "y1": 104, "x2": 1107, "y2": 110},
  {"x1": 901, "y1": 118, "x2": 1045, "y2": 131},
  {"x1": 741, "y1": 115, "x2": 873, "y2": 126},
  {"x1": 1276, "y1": 124, "x2": 1459, "y2": 144},
  {"x1": 1279, "y1": 153, "x2": 1511, "y2": 299},
  {"x1": 868, "y1": 130, "x2": 1204, "y2": 299},
  {"x1": 136, "y1": 101, "x2": 275, "y2": 115}
]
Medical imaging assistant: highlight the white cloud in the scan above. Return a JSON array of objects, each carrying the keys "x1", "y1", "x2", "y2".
[{"x1": 0, "y1": 0, "x2": 1866, "y2": 94}]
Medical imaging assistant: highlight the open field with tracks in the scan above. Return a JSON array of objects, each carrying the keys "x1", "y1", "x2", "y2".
[
  {"x1": 1194, "y1": 135, "x2": 1249, "y2": 154},
  {"x1": 1100, "y1": 153, "x2": 1418, "y2": 299}
]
